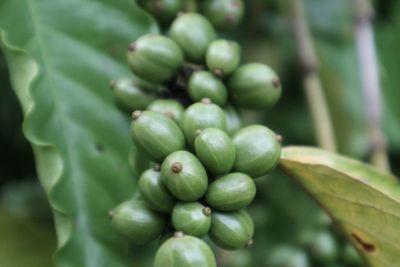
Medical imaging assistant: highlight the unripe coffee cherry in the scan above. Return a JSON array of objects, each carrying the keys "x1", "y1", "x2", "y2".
[
  {"x1": 308, "y1": 230, "x2": 338, "y2": 264},
  {"x1": 138, "y1": 167, "x2": 177, "y2": 213},
  {"x1": 188, "y1": 71, "x2": 228, "y2": 106},
  {"x1": 233, "y1": 125, "x2": 281, "y2": 177},
  {"x1": 110, "y1": 200, "x2": 166, "y2": 244},
  {"x1": 209, "y1": 210, "x2": 254, "y2": 250},
  {"x1": 147, "y1": 99, "x2": 185, "y2": 121},
  {"x1": 139, "y1": 0, "x2": 183, "y2": 25},
  {"x1": 130, "y1": 110, "x2": 185, "y2": 162},
  {"x1": 206, "y1": 39, "x2": 240, "y2": 77},
  {"x1": 109, "y1": 78, "x2": 158, "y2": 111},
  {"x1": 127, "y1": 34, "x2": 183, "y2": 83},
  {"x1": 194, "y1": 128, "x2": 235, "y2": 175},
  {"x1": 154, "y1": 232, "x2": 217, "y2": 267},
  {"x1": 172, "y1": 202, "x2": 212, "y2": 237},
  {"x1": 224, "y1": 105, "x2": 242, "y2": 136},
  {"x1": 180, "y1": 99, "x2": 227, "y2": 146},
  {"x1": 228, "y1": 63, "x2": 282, "y2": 109},
  {"x1": 200, "y1": 0, "x2": 244, "y2": 30},
  {"x1": 169, "y1": 13, "x2": 216, "y2": 62},
  {"x1": 205, "y1": 173, "x2": 256, "y2": 211},
  {"x1": 161, "y1": 151, "x2": 208, "y2": 201},
  {"x1": 267, "y1": 246, "x2": 310, "y2": 267}
]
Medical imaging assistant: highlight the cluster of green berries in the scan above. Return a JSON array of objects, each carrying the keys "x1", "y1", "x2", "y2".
[
  {"x1": 137, "y1": 0, "x2": 244, "y2": 30},
  {"x1": 108, "y1": 7, "x2": 283, "y2": 267}
]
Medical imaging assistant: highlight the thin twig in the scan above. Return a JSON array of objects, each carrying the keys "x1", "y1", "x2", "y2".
[
  {"x1": 353, "y1": 0, "x2": 390, "y2": 172},
  {"x1": 291, "y1": 0, "x2": 337, "y2": 152}
]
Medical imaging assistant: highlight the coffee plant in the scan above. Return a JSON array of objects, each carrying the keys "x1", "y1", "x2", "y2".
[{"x1": 1, "y1": 0, "x2": 400, "y2": 267}]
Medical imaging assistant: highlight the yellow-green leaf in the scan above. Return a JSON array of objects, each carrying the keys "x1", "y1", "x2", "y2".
[{"x1": 280, "y1": 146, "x2": 399, "y2": 267}]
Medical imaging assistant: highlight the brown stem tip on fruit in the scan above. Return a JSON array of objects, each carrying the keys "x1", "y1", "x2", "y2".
[
  {"x1": 174, "y1": 231, "x2": 185, "y2": 238},
  {"x1": 202, "y1": 207, "x2": 212, "y2": 216},
  {"x1": 201, "y1": 98, "x2": 212, "y2": 104},
  {"x1": 128, "y1": 42, "x2": 136, "y2": 52},
  {"x1": 164, "y1": 111, "x2": 175, "y2": 120},
  {"x1": 276, "y1": 134, "x2": 283, "y2": 143},
  {"x1": 132, "y1": 110, "x2": 142, "y2": 120},
  {"x1": 245, "y1": 239, "x2": 254, "y2": 247},
  {"x1": 272, "y1": 78, "x2": 281, "y2": 88},
  {"x1": 171, "y1": 162, "x2": 183, "y2": 173},
  {"x1": 195, "y1": 129, "x2": 203, "y2": 136},
  {"x1": 213, "y1": 68, "x2": 224, "y2": 79},
  {"x1": 109, "y1": 80, "x2": 116, "y2": 89},
  {"x1": 108, "y1": 210, "x2": 113, "y2": 220},
  {"x1": 153, "y1": 164, "x2": 161, "y2": 172}
]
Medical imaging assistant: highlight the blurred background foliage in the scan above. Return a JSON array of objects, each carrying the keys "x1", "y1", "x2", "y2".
[{"x1": 0, "y1": 0, "x2": 399, "y2": 266}]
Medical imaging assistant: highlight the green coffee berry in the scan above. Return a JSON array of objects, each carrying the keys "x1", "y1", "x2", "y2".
[
  {"x1": 147, "y1": 99, "x2": 185, "y2": 121},
  {"x1": 131, "y1": 110, "x2": 185, "y2": 162},
  {"x1": 188, "y1": 71, "x2": 228, "y2": 106},
  {"x1": 139, "y1": 0, "x2": 183, "y2": 24},
  {"x1": 308, "y1": 230, "x2": 338, "y2": 264},
  {"x1": 110, "y1": 200, "x2": 166, "y2": 244},
  {"x1": 172, "y1": 202, "x2": 212, "y2": 237},
  {"x1": 127, "y1": 34, "x2": 183, "y2": 83},
  {"x1": 267, "y1": 246, "x2": 310, "y2": 267},
  {"x1": 180, "y1": 99, "x2": 227, "y2": 146},
  {"x1": 169, "y1": 13, "x2": 216, "y2": 62},
  {"x1": 109, "y1": 78, "x2": 158, "y2": 111},
  {"x1": 138, "y1": 167, "x2": 177, "y2": 213},
  {"x1": 161, "y1": 151, "x2": 208, "y2": 201},
  {"x1": 154, "y1": 232, "x2": 217, "y2": 267},
  {"x1": 342, "y1": 243, "x2": 363, "y2": 266},
  {"x1": 209, "y1": 210, "x2": 254, "y2": 250},
  {"x1": 233, "y1": 125, "x2": 281, "y2": 177},
  {"x1": 228, "y1": 63, "x2": 282, "y2": 109},
  {"x1": 200, "y1": 0, "x2": 244, "y2": 30},
  {"x1": 194, "y1": 128, "x2": 235, "y2": 175},
  {"x1": 206, "y1": 39, "x2": 240, "y2": 77},
  {"x1": 205, "y1": 173, "x2": 256, "y2": 211},
  {"x1": 224, "y1": 105, "x2": 242, "y2": 136}
]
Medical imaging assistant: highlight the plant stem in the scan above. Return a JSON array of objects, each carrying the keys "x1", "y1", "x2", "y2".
[
  {"x1": 353, "y1": 0, "x2": 390, "y2": 172},
  {"x1": 291, "y1": 0, "x2": 337, "y2": 152}
]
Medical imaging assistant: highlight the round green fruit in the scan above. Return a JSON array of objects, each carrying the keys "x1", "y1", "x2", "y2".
[
  {"x1": 206, "y1": 39, "x2": 240, "y2": 77},
  {"x1": 233, "y1": 125, "x2": 281, "y2": 177},
  {"x1": 267, "y1": 246, "x2": 310, "y2": 267},
  {"x1": 200, "y1": 0, "x2": 244, "y2": 30},
  {"x1": 110, "y1": 200, "x2": 166, "y2": 244},
  {"x1": 161, "y1": 151, "x2": 208, "y2": 201},
  {"x1": 138, "y1": 0, "x2": 183, "y2": 24},
  {"x1": 154, "y1": 232, "x2": 217, "y2": 267},
  {"x1": 130, "y1": 110, "x2": 185, "y2": 162},
  {"x1": 209, "y1": 210, "x2": 254, "y2": 250},
  {"x1": 308, "y1": 230, "x2": 338, "y2": 264},
  {"x1": 228, "y1": 63, "x2": 282, "y2": 109},
  {"x1": 138, "y1": 167, "x2": 177, "y2": 213},
  {"x1": 172, "y1": 202, "x2": 212, "y2": 237},
  {"x1": 206, "y1": 173, "x2": 256, "y2": 211},
  {"x1": 109, "y1": 78, "x2": 158, "y2": 111},
  {"x1": 194, "y1": 128, "x2": 235, "y2": 176},
  {"x1": 188, "y1": 71, "x2": 228, "y2": 106},
  {"x1": 224, "y1": 105, "x2": 242, "y2": 136},
  {"x1": 169, "y1": 13, "x2": 216, "y2": 62},
  {"x1": 147, "y1": 99, "x2": 184, "y2": 121},
  {"x1": 127, "y1": 34, "x2": 183, "y2": 83},
  {"x1": 180, "y1": 99, "x2": 227, "y2": 146}
]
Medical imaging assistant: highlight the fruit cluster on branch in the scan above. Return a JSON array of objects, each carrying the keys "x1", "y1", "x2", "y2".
[{"x1": 109, "y1": 1, "x2": 283, "y2": 266}]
